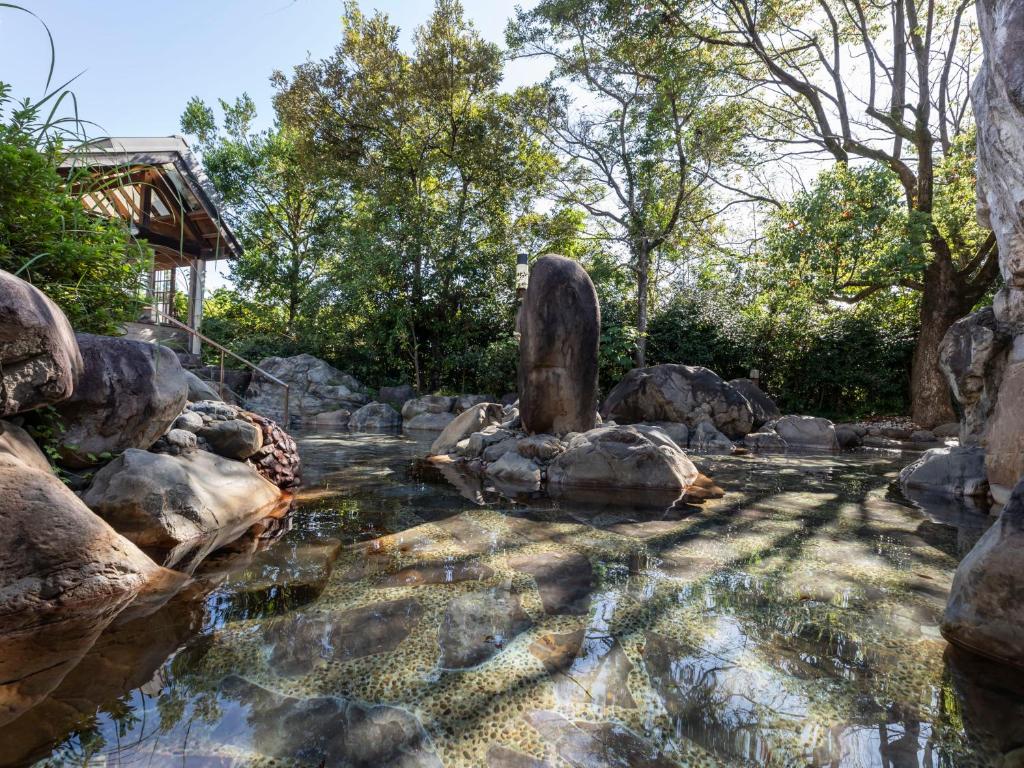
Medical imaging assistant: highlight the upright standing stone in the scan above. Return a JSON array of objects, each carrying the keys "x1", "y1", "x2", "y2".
[{"x1": 518, "y1": 255, "x2": 600, "y2": 435}]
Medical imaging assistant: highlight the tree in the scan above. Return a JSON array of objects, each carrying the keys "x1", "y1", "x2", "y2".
[
  {"x1": 0, "y1": 84, "x2": 147, "y2": 333},
  {"x1": 273, "y1": 0, "x2": 559, "y2": 390},
  {"x1": 507, "y1": 0, "x2": 749, "y2": 366},
  {"x1": 180, "y1": 94, "x2": 344, "y2": 333},
  {"x1": 684, "y1": 0, "x2": 996, "y2": 426}
]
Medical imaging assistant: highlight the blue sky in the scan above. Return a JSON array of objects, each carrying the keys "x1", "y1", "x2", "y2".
[{"x1": 0, "y1": 0, "x2": 545, "y2": 138}]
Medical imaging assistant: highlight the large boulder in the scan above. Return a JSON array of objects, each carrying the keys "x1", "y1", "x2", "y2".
[
  {"x1": 983, "y1": 361, "x2": 1024, "y2": 497},
  {"x1": 349, "y1": 402, "x2": 401, "y2": 432},
  {"x1": 939, "y1": 307, "x2": 1009, "y2": 445},
  {"x1": 401, "y1": 395, "x2": 455, "y2": 421},
  {"x1": 183, "y1": 370, "x2": 222, "y2": 403},
  {"x1": 547, "y1": 425, "x2": 700, "y2": 491},
  {"x1": 899, "y1": 445, "x2": 989, "y2": 498},
  {"x1": 404, "y1": 411, "x2": 456, "y2": 432},
  {"x1": 245, "y1": 354, "x2": 367, "y2": 421},
  {"x1": 727, "y1": 378, "x2": 781, "y2": 429},
  {"x1": 0, "y1": 420, "x2": 174, "y2": 632},
  {"x1": 53, "y1": 334, "x2": 188, "y2": 468},
  {"x1": 518, "y1": 254, "x2": 600, "y2": 435},
  {"x1": 485, "y1": 451, "x2": 542, "y2": 487},
  {"x1": 378, "y1": 383, "x2": 415, "y2": 409},
  {"x1": 0, "y1": 270, "x2": 83, "y2": 416},
  {"x1": 82, "y1": 448, "x2": 283, "y2": 565},
  {"x1": 772, "y1": 415, "x2": 839, "y2": 451},
  {"x1": 942, "y1": 477, "x2": 1024, "y2": 668},
  {"x1": 602, "y1": 364, "x2": 754, "y2": 439},
  {"x1": 431, "y1": 402, "x2": 504, "y2": 455},
  {"x1": 198, "y1": 419, "x2": 263, "y2": 460}
]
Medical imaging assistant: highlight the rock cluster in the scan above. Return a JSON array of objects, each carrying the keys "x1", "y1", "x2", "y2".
[{"x1": 245, "y1": 353, "x2": 369, "y2": 422}]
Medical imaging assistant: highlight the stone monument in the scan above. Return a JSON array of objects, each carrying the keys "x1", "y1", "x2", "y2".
[{"x1": 518, "y1": 254, "x2": 600, "y2": 435}]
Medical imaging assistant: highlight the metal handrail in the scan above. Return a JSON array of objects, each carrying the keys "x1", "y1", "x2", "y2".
[{"x1": 144, "y1": 305, "x2": 290, "y2": 424}]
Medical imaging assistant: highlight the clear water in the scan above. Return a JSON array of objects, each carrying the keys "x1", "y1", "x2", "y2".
[{"x1": 3, "y1": 431, "x2": 1022, "y2": 767}]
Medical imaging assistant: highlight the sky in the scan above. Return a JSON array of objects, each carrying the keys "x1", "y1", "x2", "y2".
[
  {"x1": 0, "y1": 0, "x2": 545, "y2": 290},
  {"x1": 0, "y1": 1, "x2": 545, "y2": 136}
]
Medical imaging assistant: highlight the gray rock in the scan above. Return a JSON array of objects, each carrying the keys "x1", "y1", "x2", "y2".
[
  {"x1": 54, "y1": 334, "x2": 188, "y2": 468},
  {"x1": 835, "y1": 424, "x2": 863, "y2": 449},
  {"x1": 548, "y1": 425, "x2": 699, "y2": 491},
  {"x1": 911, "y1": 429, "x2": 938, "y2": 443},
  {"x1": 453, "y1": 394, "x2": 494, "y2": 413},
  {"x1": 349, "y1": 402, "x2": 401, "y2": 432},
  {"x1": 519, "y1": 255, "x2": 600, "y2": 435},
  {"x1": 728, "y1": 378, "x2": 781, "y2": 429},
  {"x1": 378, "y1": 383, "x2": 416, "y2": 409},
  {"x1": 689, "y1": 421, "x2": 734, "y2": 453},
  {"x1": 942, "y1": 477, "x2": 1024, "y2": 668},
  {"x1": 0, "y1": 269, "x2": 83, "y2": 416},
  {"x1": 172, "y1": 411, "x2": 204, "y2": 432},
  {"x1": 83, "y1": 448, "x2": 282, "y2": 561},
  {"x1": 743, "y1": 431, "x2": 787, "y2": 452},
  {"x1": 186, "y1": 399, "x2": 238, "y2": 421},
  {"x1": 183, "y1": 370, "x2": 221, "y2": 403},
  {"x1": 899, "y1": 445, "x2": 990, "y2": 498},
  {"x1": 773, "y1": 415, "x2": 839, "y2": 450},
  {"x1": 402, "y1": 395, "x2": 455, "y2": 421},
  {"x1": 463, "y1": 426, "x2": 517, "y2": 458},
  {"x1": 198, "y1": 418, "x2": 262, "y2": 459},
  {"x1": 602, "y1": 364, "x2": 754, "y2": 439},
  {"x1": 983, "y1": 361, "x2": 1024, "y2": 497},
  {"x1": 516, "y1": 434, "x2": 566, "y2": 462},
  {"x1": 485, "y1": 451, "x2": 541, "y2": 486},
  {"x1": 245, "y1": 354, "x2": 367, "y2": 421},
  {"x1": 431, "y1": 402, "x2": 504, "y2": 455},
  {"x1": 0, "y1": 422, "x2": 174, "y2": 632},
  {"x1": 438, "y1": 586, "x2": 532, "y2": 669},
  {"x1": 482, "y1": 437, "x2": 521, "y2": 463},
  {"x1": 313, "y1": 408, "x2": 351, "y2": 429},
  {"x1": 939, "y1": 307, "x2": 1010, "y2": 445},
  {"x1": 934, "y1": 422, "x2": 961, "y2": 438},
  {"x1": 643, "y1": 421, "x2": 690, "y2": 450},
  {"x1": 404, "y1": 411, "x2": 456, "y2": 432},
  {"x1": 152, "y1": 428, "x2": 198, "y2": 456}
]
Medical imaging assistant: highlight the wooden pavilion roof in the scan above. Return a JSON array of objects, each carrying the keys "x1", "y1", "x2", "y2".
[{"x1": 58, "y1": 136, "x2": 242, "y2": 268}]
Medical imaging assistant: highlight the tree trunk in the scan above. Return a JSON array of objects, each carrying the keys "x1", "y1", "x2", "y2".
[
  {"x1": 910, "y1": 256, "x2": 964, "y2": 427},
  {"x1": 633, "y1": 243, "x2": 650, "y2": 368}
]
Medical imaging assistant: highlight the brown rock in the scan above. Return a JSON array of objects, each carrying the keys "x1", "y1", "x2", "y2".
[
  {"x1": 518, "y1": 255, "x2": 600, "y2": 435},
  {"x1": 0, "y1": 269, "x2": 83, "y2": 416}
]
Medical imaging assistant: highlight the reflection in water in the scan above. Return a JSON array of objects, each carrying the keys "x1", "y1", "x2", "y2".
[{"x1": 0, "y1": 432, "x2": 1011, "y2": 767}]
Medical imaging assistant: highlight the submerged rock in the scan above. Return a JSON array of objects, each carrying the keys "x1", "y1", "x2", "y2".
[
  {"x1": 548, "y1": 425, "x2": 699, "y2": 491},
  {"x1": 602, "y1": 364, "x2": 754, "y2": 439},
  {"x1": 268, "y1": 597, "x2": 424, "y2": 673},
  {"x1": 526, "y1": 710, "x2": 675, "y2": 768},
  {"x1": 438, "y1": 586, "x2": 532, "y2": 669},
  {"x1": 82, "y1": 448, "x2": 282, "y2": 560},
  {"x1": 54, "y1": 333, "x2": 188, "y2": 467},
  {"x1": 529, "y1": 629, "x2": 637, "y2": 709},
  {"x1": 216, "y1": 675, "x2": 442, "y2": 767},
  {"x1": 0, "y1": 269, "x2": 83, "y2": 416},
  {"x1": 518, "y1": 254, "x2": 601, "y2": 435},
  {"x1": 509, "y1": 551, "x2": 592, "y2": 616},
  {"x1": 942, "y1": 478, "x2": 1024, "y2": 668}
]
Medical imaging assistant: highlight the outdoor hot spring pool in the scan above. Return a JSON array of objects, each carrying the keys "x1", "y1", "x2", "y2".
[{"x1": 4, "y1": 430, "x2": 1022, "y2": 767}]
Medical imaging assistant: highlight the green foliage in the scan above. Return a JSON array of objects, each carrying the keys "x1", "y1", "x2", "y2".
[{"x1": 0, "y1": 84, "x2": 148, "y2": 333}]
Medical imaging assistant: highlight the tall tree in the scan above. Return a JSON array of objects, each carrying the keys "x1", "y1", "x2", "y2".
[
  {"x1": 273, "y1": 0, "x2": 558, "y2": 390},
  {"x1": 683, "y1": 0, "x2": 995, "y2": 426},
  {"x1": 180, "y1": 94, "x2": 343, "y2": 332},
  {"x1": 507, "y1": 0, "x2": 748, "y2": 366}
]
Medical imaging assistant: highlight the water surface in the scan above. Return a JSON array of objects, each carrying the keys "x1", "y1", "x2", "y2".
[{"x1": 4, "y1": 431, "x2": 1022, "y2": 767}]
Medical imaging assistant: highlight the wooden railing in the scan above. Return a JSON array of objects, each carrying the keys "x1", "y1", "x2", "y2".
[{"x1": 144, "y1": 305, "x2": 290, "y2": 424}]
